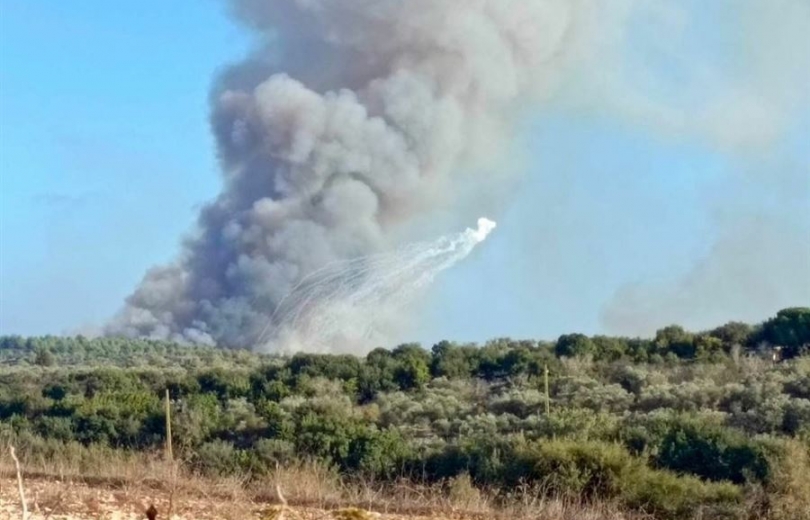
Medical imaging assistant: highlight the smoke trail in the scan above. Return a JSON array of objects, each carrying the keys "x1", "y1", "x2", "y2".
[
  {"x1": 265, "y1": 218, "x2": 496, "y2": 353},
  {"x1": 107, "y1": 1, "x2": 583, "y2": 349}
]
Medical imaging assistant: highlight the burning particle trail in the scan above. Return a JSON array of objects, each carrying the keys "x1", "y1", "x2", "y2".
[{"x1": 262, "y1": 218, "x2": 496, "y2": 352}]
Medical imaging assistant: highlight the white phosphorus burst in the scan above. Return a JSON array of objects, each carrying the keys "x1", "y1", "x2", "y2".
[{"x1": 259, "y1": 218, "x2": 497, "y2": 352}]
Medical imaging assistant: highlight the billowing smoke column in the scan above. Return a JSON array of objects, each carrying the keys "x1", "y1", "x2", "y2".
[{"x1": 107, "y1": 0, "x2": 581, "y2": 350}]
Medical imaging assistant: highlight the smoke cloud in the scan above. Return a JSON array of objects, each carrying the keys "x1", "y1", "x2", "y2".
[
  {"x1": 108, "y1": 0, "x2": 809, "y2": 349},
  {"x1": 107, "y1": 0, "x2": 594, "y2": 349}
]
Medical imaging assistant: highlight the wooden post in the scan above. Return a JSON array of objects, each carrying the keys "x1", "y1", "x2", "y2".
[
  {"x1": 9, "y1": 445, "x2": 28, "y2": 520},
  {"x1": 544, "y1": 364, "x2": 550, "y2": 416},
  {"x1": 165, "y1": 389, "x2": 173, "y2": 462}
]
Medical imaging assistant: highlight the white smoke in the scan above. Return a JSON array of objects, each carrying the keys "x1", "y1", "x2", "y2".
[
  {"x1": 265, "y1": 217, "x2": 496, "y2": 353},
  {"x1": 107, "y1": 1, "x2": 583, "y2": 350}
]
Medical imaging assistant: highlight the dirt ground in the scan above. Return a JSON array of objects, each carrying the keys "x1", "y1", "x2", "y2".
[{"x1": 0, "y1": 477, "x2": 453, "y2": 520}]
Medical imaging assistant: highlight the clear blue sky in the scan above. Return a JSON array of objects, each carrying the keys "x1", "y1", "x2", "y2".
[
  {"x1": 1, "y1": 1, "x2": 808, "y2": 343},
  {"x1": 0, "y1": 1, "x2": 249, "y2": 334}
]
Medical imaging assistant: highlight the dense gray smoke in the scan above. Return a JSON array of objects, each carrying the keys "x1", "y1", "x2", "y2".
[
  {"x1": 107, "y1": 0, "x2": 587, "y2": 349},
  {"x1": 108, "y1": 0, "x2": 808, "y2": 348}
]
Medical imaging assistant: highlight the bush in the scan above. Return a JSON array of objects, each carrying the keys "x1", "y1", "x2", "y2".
[
  {"x1": 347, "y1": 427, "x2": 413, "y2": 478},
  {"x1": 623, "y1": 466, "x2": 742, "y2": 520},
  {"x1": 253, "y1": 438, "x2": 296, "y2": 470},
  {"x1": 533, "y1": 408, "x2": 618, "y2": 440},
  {"x1": 553, "y1": 376, "x2": 633, "y2": 413},
  {"x1": 655, "y1": 419, "x2": 770, "y2": 484},
  {"x1": 193, "y1": 440, "x2": 244, "y2": 476},
  {"x1": 764, "y1": 439, "x2": 810, "y2": 520},
  {"x1": 781, "y1": 399, "x2": 810, "y2": 435},
  {"x1": 510, "y1": 439, "x2": 633, "y2": 498}
]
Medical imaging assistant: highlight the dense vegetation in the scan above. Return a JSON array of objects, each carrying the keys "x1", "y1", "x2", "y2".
[{"x1": 1, "y1": 307, "x2": 809, "y2": 519}]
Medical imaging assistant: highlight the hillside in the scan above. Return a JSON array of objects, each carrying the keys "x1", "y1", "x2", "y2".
[{"x1": 1, "y1": 308, "x2": 809, "y2": 519}]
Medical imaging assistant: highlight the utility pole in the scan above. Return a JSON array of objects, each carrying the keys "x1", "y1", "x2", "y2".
[
  {"x1": 165, "y1": 389, "x2": 173, "y2": 462},
  {"x1": 544, "y1": 364, "x2": 550, "y2": 415}
]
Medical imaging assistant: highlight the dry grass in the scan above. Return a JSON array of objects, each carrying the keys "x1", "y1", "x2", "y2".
[
  {"x1": 0, "y1": 475, "x2": 646, "y2": 520},
  {"x1": 0, "y1": 449, "x2": 651, "y2": 520}
]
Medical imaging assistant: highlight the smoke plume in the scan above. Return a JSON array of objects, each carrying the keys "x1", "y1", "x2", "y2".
[
  {"x1": 108, "y1": 0, "x2": 809, "y2": 348},
  {"x1": 107, "y1": 0, "x2": 589, "y2": 349}
]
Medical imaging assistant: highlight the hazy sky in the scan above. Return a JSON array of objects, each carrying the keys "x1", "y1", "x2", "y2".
[{"x1": 1, "y1": 0, "x2": 808, "y2": 345}]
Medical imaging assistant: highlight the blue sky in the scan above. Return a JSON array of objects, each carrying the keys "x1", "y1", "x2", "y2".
[
  {"x1": 419, "y1": 112, "x2": 729, "y2": 341},
  {"x1": 0, "y1": 1, "x2": 249, "y2": 333},
  {"x1": 1, "y1": 1, "x2": 808, "y2": 343}
]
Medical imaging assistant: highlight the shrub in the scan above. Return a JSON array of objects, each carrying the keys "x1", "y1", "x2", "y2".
[
  {"x1": 607, "y1": 363, "x2": 648, "y2": 395},
  {"x1": 553, "y1": 376, "x2": 633, "y2": 413},
  {"x1": 780, "y1": 398, "x2": 810, "y2": 435},
  {"x1": 348, "y1": 427, "x2": 412, "y2": 478},
  {"x1": 784, "y1": 374, "x2": 810, "y2": 399},
  {"x1": 193, "y1": 439, "x2": 242, "y2": 476},
  {"x1": 655, "y1": 419, "x2": 770, "y2": 484},
  {"x1": 764, "y1": 439, "x2": 810, "y2": 520},
  {"x1": 511, "y1": 439, "x2": 633, "y2": 498},
  {"x1": 487, "y1": 388, "x2": 545, "y2": 418},
  {"x1": 623, "y1": 466, "x2": 742, "y2": 520},
  {"x1": 533, "y1": 408, "x2": 618, "y2": 440},
  {"x1": 253, "y1": 438, "x2": 296, "y2": 470}
]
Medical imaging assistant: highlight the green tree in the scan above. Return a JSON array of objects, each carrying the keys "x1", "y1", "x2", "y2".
[
  {"x1": 431, "y1": 341, "x2": 477, "y2": 378},
  {"x1": 256, "y1": 400, "x2": 294, "y2": 440},
  {"x1": 555, "y1": 334, "x2": 595, "y2": 358},
  {"x1": 761, "y1": 308, "x2": 810, "y2": 358},
  {"x1": 655, "y1": 419, "x2": 770, "y2": 484},
  {"x1": 392, "y1": 344, "x2": 430, "y2": 390},
  {"x1": 293, "y1": 409, "x2": 363, "y2": 467},
  {"x1": 197, "y1": 368, "x2": 250, "y2": 400},
  {"x1": 592, "y1": 336, "x2": 629, "y2": 361},
  {"x1": 654, "y1": 326, "x2": 695, "y2": 358},
  {"x1": 693, "y1": 335, "x2": 725, "y2": 360},
  {"x1": 358, "y1": 348, "x2": 400, "y2": 401},
  {"x1": 708, "y1": 321, "x2": 754, "y2": 348},
  {"x1": 33, "y1": 347, "x2": 55, "y2": 367}
]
